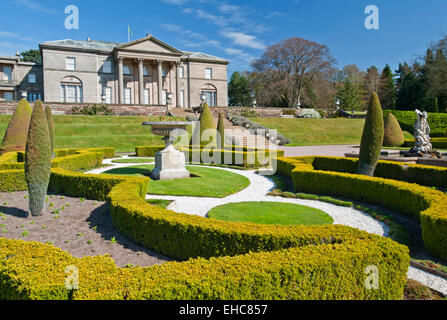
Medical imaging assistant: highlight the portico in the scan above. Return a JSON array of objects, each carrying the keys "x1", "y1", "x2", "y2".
[{"x1": 114, "y1": 35, "x2": 183, "y2": 107}]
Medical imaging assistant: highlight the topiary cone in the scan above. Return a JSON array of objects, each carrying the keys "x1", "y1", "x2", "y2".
[
  {"x1": 0, "y1": 98, "x2": 32, "y2": 155},
  {"x1": 25, "y1": 100, "x2": 52, "y2": 217},
  {"x1": 383, "y1": 113, "x2": 405, "y2": 147},
  {"x1": 357, "y1": 93, "x2": 384, "y2": 177},
  {"x1": 217, "y1": 113, "x2": 225, "y2": 149},
  {"x1": 198, "y1": 102, "x2": 217, "y2": 146},
  {"x1": 45, "y1": 106, "x2": 55, "y2": 157}
]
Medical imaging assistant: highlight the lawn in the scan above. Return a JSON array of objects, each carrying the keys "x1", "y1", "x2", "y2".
[
  {"x1": 252, "y1": 118, "x2": 365, "y2": 146},
  {"x1": 0, "y1": 115, "x2": 185, "y2": 153},
  {"x1": 102, "y1": 164, "x2": 250, "y2": 198},
  {"x1": 207, "y1": 201, "x2": 334, "y2": 226}
]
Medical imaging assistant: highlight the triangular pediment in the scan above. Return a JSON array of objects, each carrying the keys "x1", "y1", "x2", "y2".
[{"x1": 117, "y1": 36, "x2": 182, "y2": 55}]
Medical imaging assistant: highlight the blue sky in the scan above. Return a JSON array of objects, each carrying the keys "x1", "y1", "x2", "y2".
[{"x1": 1, "y1": 0, "x2": 447, "y2": 76}]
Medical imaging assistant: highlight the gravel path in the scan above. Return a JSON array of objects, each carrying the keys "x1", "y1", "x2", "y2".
[{"x1": 87, "y1": 157, "x2": 447, "y2": 295}]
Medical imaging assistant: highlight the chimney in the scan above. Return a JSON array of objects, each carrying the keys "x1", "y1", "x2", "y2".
[{"x1": 146, "y1": 33, "x2": 152, "y2": 37}]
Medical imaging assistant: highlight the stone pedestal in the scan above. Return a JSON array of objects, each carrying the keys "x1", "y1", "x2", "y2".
[{"x1": 151, "y1": 145, "x2": 190, "y2": 180}]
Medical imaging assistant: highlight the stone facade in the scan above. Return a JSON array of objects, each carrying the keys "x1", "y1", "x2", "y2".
[
  {"x1": 0, "y1": 55, "x2": 43, "y2": 102},
  {"x1": 39, "y1": 35, "x2": 229, "y2": 108}
]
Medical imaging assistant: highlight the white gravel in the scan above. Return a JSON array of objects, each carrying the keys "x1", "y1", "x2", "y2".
[{"x1": 86, "y1": 157, "x2": 447, "y2": 296}]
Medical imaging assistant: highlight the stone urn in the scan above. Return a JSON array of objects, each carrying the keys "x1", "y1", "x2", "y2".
[{"x1": 142, "y1": 121, "x2": 192, "y2": 180}]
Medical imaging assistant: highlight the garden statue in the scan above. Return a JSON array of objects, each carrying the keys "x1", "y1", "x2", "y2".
[{"x1": 409, "y1": 109, "x2": 433, "y2": 155}]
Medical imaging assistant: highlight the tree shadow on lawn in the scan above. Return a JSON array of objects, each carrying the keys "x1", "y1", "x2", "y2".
[
  {"x1": 86, "y1": 203, "x2": 172, "y2": 262},
  {"x1": 0, "y1": 206, "x2": 28, "y2": 219}
]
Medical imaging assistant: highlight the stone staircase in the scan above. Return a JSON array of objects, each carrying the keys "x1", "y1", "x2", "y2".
[{"x1": 171, "y1": 108, "x2": 278, "y2": 149}]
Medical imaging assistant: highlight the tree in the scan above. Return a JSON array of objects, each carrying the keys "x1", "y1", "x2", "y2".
[
  {"x1": 357, "y1": 93, "x2": 384, "y2": 177},
  {"x1": 0, "y1": 99, "x2": 32, "y2": 155},
  {"x1": 378, "y1": 65, "x2": 396, "y2": 109},
  {"x1": 25, "y1": 100, "x2": 51, "y2": 216},
  {"x1": 336, "y1": 78, "x2": 363, "y2": 111},
  {"x1": 228, "y1": 72, "x2": 252, "y2": 106},
  {"x1": 251, "y1": 37, "x2": 336, "y2": 108},
  {"x1": 20, "y1": 49, "x2": 42, "y2": 64},
  {"x1": 363, "y1": 66, "x2": 380, "y2": 94}
]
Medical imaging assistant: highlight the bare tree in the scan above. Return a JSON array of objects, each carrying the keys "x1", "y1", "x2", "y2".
[{"x1": 251, "y1": 37, "x2": 336, "y2": 108}]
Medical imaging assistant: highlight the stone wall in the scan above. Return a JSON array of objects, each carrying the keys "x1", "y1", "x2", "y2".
[{"x1": 0, "y1": 101, "x2": 167, "y2": 116}]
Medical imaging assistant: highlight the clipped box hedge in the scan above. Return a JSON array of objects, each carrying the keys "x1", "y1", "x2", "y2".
[
  {"x1": 403, "y1": 137, "x2": 447, "y2": 149},
  {"x1": 277, "y1": 156, "x2": 447, "y2": 261},
  {"x1": 0, "y1": 150, "x2": 410, "y2": 300},
  {"x1": 383, "y1": 110, "x2": 447, "y2": 137}
]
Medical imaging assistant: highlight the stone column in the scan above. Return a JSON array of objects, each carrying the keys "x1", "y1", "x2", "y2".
[
  {"x1": 117, "y1": 56, "x2": 124, "y2": 104},
  {"x1": 138, "y1": 58, "x2": 145, "y2": 105},
  {"x1": 175, "y1": 61, "x2": 181, "y2": 108},
  {"x1": 157, "y1": 59, "x2": 163, "y2": 105}
]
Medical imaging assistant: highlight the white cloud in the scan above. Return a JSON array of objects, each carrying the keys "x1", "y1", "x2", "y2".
[
  {"x1": 0, "y1": 30, "x2": 36, "y2": 42},
  {"x1": 12, "y1": 0, "x2": 57, "y2": 14},
  {"x1": 161, "y1": 24, "x2": 206, "y2": 40},
  {"x1": 221, "y1": 32, "x2": 265, "y2": 50},
  {"x1": 225, "y1": 48, "x2": 256, "y2": 63}
]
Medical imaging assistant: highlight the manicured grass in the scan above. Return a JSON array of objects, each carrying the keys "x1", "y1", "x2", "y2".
[
  {"x1": 0, "y1": 115, "x2": 186, "y2": 153},
  {"x1": 146, "y1": 199, "x2": 173, "y2": 209},
  {"x1": 251, "y1": 118, "x2": 365, "y2": 146},
  {"x1": 112, "y1": 158, "x2": 154, "y2": 164},
  {"x1": 102, "y1": 165, "x2": 250, "y2": 198},
  {"x1": 207, "y1": 201, "x2": 334, "y2": 226}
]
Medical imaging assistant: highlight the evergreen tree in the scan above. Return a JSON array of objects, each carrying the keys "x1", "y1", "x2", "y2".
[
  {"x1": 216, "y1": 113, "x2": 225, "y2": 149},
  {"x1": 0, "y1": 99, "x2": 32, "y2": 154},
  {"x1": 228, "y1": 72, "x2": 252, "y2": 106},
  {"x1": 378, "y1": 64, "x2": 396, "y2": 109},
  {"x1": 336, "y1": 78, "x2": 363, "y2": 111}
]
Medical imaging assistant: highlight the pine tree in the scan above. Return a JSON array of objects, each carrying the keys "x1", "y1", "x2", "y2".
[
  {"x1": 378, "y1": 65, "x2": 396, "y2": 109},
  {"x1": 357, "y1": 93, "x2": 384, "y2": 176}
]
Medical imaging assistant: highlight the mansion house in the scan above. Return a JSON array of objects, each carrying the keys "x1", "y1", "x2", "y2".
[{"x1": 0, "y1": 34, "x2": 229, "y2": 108}]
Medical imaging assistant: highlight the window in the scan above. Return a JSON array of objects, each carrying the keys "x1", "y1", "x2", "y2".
[
  {"x1": 105, "y1": 87, "x2": 112, "y2": 104},
  {"x1": 124, "y1": 88, "x2": 131, "y2": 104},
  {"x1": 143, "y1": 66, "x2": 151, "y2": 76},
  {"x1": 27, "y1": 92, "x2": 41, "y2": 102},
  {"x1": 179, "y1": 66, "x2": 184, "y2": 78},
  {"x1": 162, "y1": 66, "x2": 168, "y2": 77},
  {"x1": 4, "y1": 92, "x2": 13, "y2": 101},
  {"x1": 103, "y1": 61, "x2": 112, "y2": 74},
  {"x1": 28, "y1": 73, "x2": 36, "y2": 84},
  {"x1": 180, "y1": 90, "x2": 185, "y2": 108},
  {"x1": 201, "y1": 90, "x2": 217, "y2": 106},
  {"x1": 205, "y1": 68, "x2": 212, "y2": 80},
  {"x1": 61, "y1": 84, "x2": 83, "y2": 103},
  {"x1": 123, "y1": 65, "x2": 131, "y2": 75},
  {"x1": 144, "y1": 89, "x2": 150, "y2": 105},
  {"x1": 3, "y1": 66, "x2": 12, "y2": 81},
  {"x1": 66, "y1": 57, "x2": 76, "y2": 71}
]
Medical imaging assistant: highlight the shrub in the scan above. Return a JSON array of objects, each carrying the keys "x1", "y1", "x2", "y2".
[
  {"x1": 45, "y1": 106, "x2": 55, "y2": 157},
  {"x1": 24, "y1": 100, "x2": 52, "y2": 216},
  {"x1": 0, "y1": 99, "x2": 32, "y2": 155},
  {"x1": 217, "y1": 113, "x2": 225, "y2": 149},
  {"x1": 135, "y1": 146, "x2": 164, "y2": 157},
  {"x1": 403, "y1": 138, "x2": 447, "y2": 150},
  {"x1": 358, "y1": 93, "x2": 384, "y2": 176},
  {"x1": 71, "y1": 104, "x2": 113, "y2": 115},
  {"x1": 383, "y1": 113, "x2": 405, "y2": 147}
]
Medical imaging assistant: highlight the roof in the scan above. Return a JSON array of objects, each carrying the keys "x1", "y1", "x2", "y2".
[
  {"x1": 40, "y1": 39, "x2": 119, "y2": 53},
  {"x1": 182, "y1": 51, "x2": 229, "y2": 63},
  {"x1": 40, "y1": 37, "x2": 229, "y2": 63}
]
